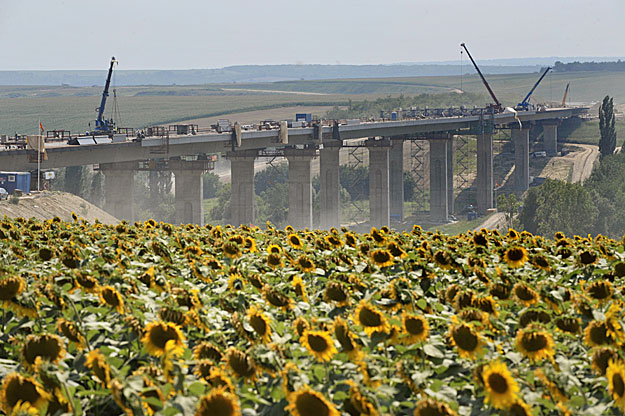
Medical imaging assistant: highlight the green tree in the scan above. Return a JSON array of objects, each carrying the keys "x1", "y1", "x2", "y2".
[
  {"x1": 202, "y1": 172, "x2": 222, "y2": 199},
  {"x1": 497, "y1": 193, "x2": 519, "y2": 230},
  {"x1": 599, "y1": 95, "x2": 616, "y2": 157}
]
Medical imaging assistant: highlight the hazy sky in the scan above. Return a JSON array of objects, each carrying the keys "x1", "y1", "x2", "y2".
[{"x1": 1, "y1": 0, "x2": 624, "y2": 70}]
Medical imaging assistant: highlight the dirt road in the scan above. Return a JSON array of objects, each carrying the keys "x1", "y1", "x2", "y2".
[{"x1": 567, "y1": 144, "x2": 599, "y2": 183}]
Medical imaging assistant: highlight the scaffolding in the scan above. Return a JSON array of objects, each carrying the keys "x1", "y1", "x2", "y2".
[{"x1": 408, "y1": 138, "x2": 429, "y2": 214}]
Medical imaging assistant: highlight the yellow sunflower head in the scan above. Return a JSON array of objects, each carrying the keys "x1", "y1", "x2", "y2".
[
  {"x1": 344, "y1": 232, "x2": 357, "y2": 247},
  {"x1": 286, "y1": 386, "x2": 340, "y2": 416},
  {"x1": 370, "y1": 249, "x2": 394, "y2": 268},
  {"x1": 267, "y1": 244, "x2": 282, "y2": 254},
  {"x1": 584, "y1": 320, "x2": 612, "y2": 347},
  {"x1": 292, "y1": 275, "x2": 308, "y2": 302},
  {"x1": 227, "y1": 273, "x2": 245, "y2": 291},
  {"x1": 503, "y1": 246, "x2": 528, "y2": 268},
  {"x1": 266, "y1": 253, "x2": 283, "y2": 269},
  {"x1": 433, "y1": 250, "x2": 454, "y2": 269},
  {"x1": 413, "y1": 398, "x2": 458, "y2": 416},
  {"x1": 195, "y1": 387, "x2": 241, "y2": 416},
  {"x1": 512, "y1": 282, "x2": 539, "y2": 307},
  {"x1": 0, "y1": 276, "x2": 25, "y2": 301},
  {"x1": 300, "y1": 330, "x2": 337, "y2": 362},
  {"x1": 247, "y1": 305, "x2": 272, "y2": 343},
  {"x1": 294, "y1": 316, "x2": 310, "y2": 337},
  {"x1": 22, "y1": 334, "x2": 65, "y2": 368},
  {"x1": 294, "y1": 255, "x2": 315, "y2": 273},
  {"x1": 324, "y1": 281, "x2": 350, "y2": 307},
  {"x1": 578, "y1": 250, "x2": 598, "y2": 266},
  {"x1": 225, "y1": 348, "x2": 257, "y2": 381},
  {"x1": 591, "y1": 347, "x2": 618, "y2": 376},
  {"x1": 0, "y1": 373, "x2": 51, "y2": 414},
  {"x1": 85, "y1": 349, "x2": 111, "y2": 387},
  {"x1": 263, "y1": 285, "x2": 292, "y2": 310},
  {"x1": 142, "y1": 321, "x2": 186, "y2": 357},
  {"x1": 448, "y1": 320, "x2": 484, "y2": 360},
  {"x1": 56, "y1": 318, "x2": 86, "y2": 350},
  {"x1": 221, "y1": 242, "x2": 241, "y2": 259},
  {"x1": 515, "y1": 326, "x2": 555, "y2": 362},
  {"x1": 586, "y1": 280, "x2": 613, "y2": 302},
  {"x1": 99, "y1": 285, "x2": 125, "y2": 314},
  {"x1": 481, "y1": 360, "x2": 520, "y2": 410},
  {"x1": 353, "y1": 300, "x2": 390, "y2": 336},
  {"x1": 607, "y1": 360, "x2": 625, "y2": 411},
  {"x1": 325, "y1": 234, "x2": 343, "y2": 248},
  {"x1": 287, "y1": 233, "x2": 304, "y2": 249},
  {"x1": 401, "y1": 313, "x2": 429, "y2": 345},
  {"x1": 193, "y1": 342, "x2": 223, "y2": 363}
]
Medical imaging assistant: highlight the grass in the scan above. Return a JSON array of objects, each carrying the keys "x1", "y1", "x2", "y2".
[{"x1": 429, "y1": 212, "x2": 495, "y2": 235}]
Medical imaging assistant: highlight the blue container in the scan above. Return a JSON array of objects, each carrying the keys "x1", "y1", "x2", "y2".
[
  {"x1": 391, "y1": 112, "x2": 397, "y2": 120},
  {"x1": 0, "y1": 171, "x2": 31, "y2": 194},
  {"x1": 295, "y1": 113, "x2": 312, "y2": 122}
]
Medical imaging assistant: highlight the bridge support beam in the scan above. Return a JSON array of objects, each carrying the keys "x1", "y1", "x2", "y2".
[
  {"x1": 100, "y1": 162, "x2": 136, "y2": 222},
  {"x1": 543, "y1": 121, "x2": 558, "y2": 156},
  {"x1": 285, "y1": 148, "x2": 316, "y2": 230},
  {"x1": 428, "y1": 135, "x2": 451, "y2": 223},
  {"x1": 319, "y1": 143, "x2": 341, "y2": 229},
  {"x1": 171, "y1": 162, "x2": 204, "y2": 226},
  {"x1": 447, "y1": 136, "x2": 454, "y2": 215},
  {"x1": 367, "y1": 138, "x2": 391, "y2": 228},
  {"x1": 227, "y1": 150, "x2": 257, "y2": 227},
  {"x1": 476, "y1": 132, "x2": 494, "y2": 215},
  {"x1": 389, "y1": 138, "x2": 404, "y2": 222},
  {"x1": 512, "y1": 125, "x2": 531, "y2": 194}
]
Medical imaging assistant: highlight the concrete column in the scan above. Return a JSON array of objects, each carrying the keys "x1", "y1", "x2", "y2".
[
  {"x1": 319, "y1": 144, "x2": 340, "y2": 229},
  {"x1": 476, "y1": 132, "x2": 494, "y2": 215},
  {"x1": 428, "y1": 138, "x2": 448, "y2": 223},
  {"x1": 285, "y1": 148, "x2": 316, "y2": 230},
  {"x1": 512, "y1": 126, "x2": 531, "y2": 194},
  {"x1": 543, "y1": 122, "x2": 558, "y2": 156},
  {"x1": 100, "y1": 162, "x2": 136, "y2": 222},
  {"x1": 227, "y1": 150, "x2": 257, "y2": 227},
  {"x1": 172, "y1": 168, "x2": 204, "y2": 225},
  {"x1": 367, "y1": 138, "x2": 391, "y2": 228},
  {"x1": 446, "y1": 137, "x2": 454, "y2": 216},
  {"x1": 389, "y1": 138, "x2": 404, "y2": 222}
]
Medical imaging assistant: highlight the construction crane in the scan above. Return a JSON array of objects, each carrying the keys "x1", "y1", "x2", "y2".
[
  {"x1": 93, "y1": 56, "x2": 118, "y2": 134},
  {"x1": 460, "y1": 43, "x2": 503, "y2": 113},
  {"x1": 561, "y1": 83, "x2": 570, "y2": 107},
  {"x1": 516, "y1": 66, "x2": 551, "y2": 111}
]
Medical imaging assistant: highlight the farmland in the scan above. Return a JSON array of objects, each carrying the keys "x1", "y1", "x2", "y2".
[{"x1": 1, "y1": 216, "x2": 625, "y2": 414}]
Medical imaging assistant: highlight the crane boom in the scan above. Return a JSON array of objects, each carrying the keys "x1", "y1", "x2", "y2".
[
  {"x1": 517, "y1": 66, "x2": 551, "y2": 110},
  {"x1": 460, "y1": 43, "x2": 502, "y2": 112},
  {"x1": 95, "y1": 56, "x2": 117, "y2": 133},
  {"x1": 561, "y1": 83, "x2": 570, "y2": 107}
]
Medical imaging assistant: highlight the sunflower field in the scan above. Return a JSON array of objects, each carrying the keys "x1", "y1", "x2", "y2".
[{"x1": 2, "y1": 215, "x2": 625, "y2": 416}]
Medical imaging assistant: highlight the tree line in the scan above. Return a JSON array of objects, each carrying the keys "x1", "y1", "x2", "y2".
[{"x1": 553, "y1": 60, "x2": 625, "y2": 72}]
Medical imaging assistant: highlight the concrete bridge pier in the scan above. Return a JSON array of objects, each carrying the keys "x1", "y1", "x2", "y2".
[
  {"x1": 285, "y1": 147, "x2": 316, "y2": 230},
  {"x1": 367, "y1": 138, "x2": 391, "y2": 228},
  {"x1": 476, "y1": 132, "x2": 494, "y2": 215},
  {"x1": 171, "y1": 160, "x2": 205, "y2": 226},
  {"x1": 428, "y1": 134, "x2": 453, "y2": 222},
  {"x1": 100, "y1": 162, "x2": 136, "y2": 222},
  {"x1": 542, "y1": 121, "x2": 559, "y2": 156},
  {"x1": 389, "y1": 138, "x2": 404, "y2": 222},
  {"x1": 511, "y1": 125, "x2": 531, "y2": 194},
  {"x1": 447, "y1": 136, "x2": 454, "y2": 216},
  {"x1": 227, "y1": 150, "x2": 257, "y2": 227},
  {"x1": 319, "y1": 143, "x2": 341, "y2": 229}
]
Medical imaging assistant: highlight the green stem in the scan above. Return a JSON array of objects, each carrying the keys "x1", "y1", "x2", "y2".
[{"x1": 67, "y1": 297, "x2": 91, "y2": 351}]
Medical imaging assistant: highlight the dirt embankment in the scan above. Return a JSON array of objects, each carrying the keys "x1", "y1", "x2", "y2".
[{"x1": 0, "y1": 191, "x2": 118, "y2": 224}]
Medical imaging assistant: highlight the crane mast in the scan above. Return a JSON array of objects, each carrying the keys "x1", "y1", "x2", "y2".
[
  {"x1": 517, "y1": 66, "x2": 551, "y2": 110},
  {"x1": 94, "y1": 56, "x2": 117, "y2": 133},
  {"x1": 460, "y1": 43, "x2": 502, "y2": 112}
]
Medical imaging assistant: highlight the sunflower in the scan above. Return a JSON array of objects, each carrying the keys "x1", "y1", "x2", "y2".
[
  {"x1": 354, "y1": 300, "x2": 390, "y2": 336},
  {"x1": 287, "y1": 233, "x2": 304, "y2": 249},
  {"x1": 370, "y1": 227, "x2": 386, "y2": 244},
  {"x1": 57, "y1": 318, "x2": 86, "y2": 350},
  {"x1": 324, "y1": 281, "x2": 350, "y2": 307},
  {"x1": 194, "y1": 359, "x2": 213, "y2": 380},
  {"x1": 193, "y1": 342, "x2": 223, "y2": 363},
  {"x1": 513, "y1": 282, "x2": 539, "y2": 307},
  {"x1": 413, "y1": 398, "x2": 458, "y2": 416},
  {"x1": 195, "y1": 387, "x2": 241, "y2": 416},
  {"x1": 222, "y1": 242, "x2": 241, "y2": 259},
  {"x1": 0, "y1": 276, "x2": 25, "y2": 301},
  {"x1": 345, "y1": 381, "x2": 378, "y2": 416},
  {"x1": 333, "y1": 317, "x2": 360, "y2": 359},
  {"x1": 300, "y1": 330, "x2": 337, "y2": 362},
  {"x1": 225, "y1": 348, "x2": 257, "y2": 381},
  {"x1": 0, "y1": 373, "x2": 51, "y2": 414},
  {"x1": 244, "y1": 236, "x2": 257, "y2": 253},
  {"x1": 482, "y1": 360, "x2": 519, "y2": 410},
  {"x1": 286, "y1": 386, "x2": 340, "y2": 416},
  {"x1": 578, "y1": 250, "x2": 598, "y2": 266},
  {"x1": 401, "y1": 313, "x2": 429, "y2": 344},
  {"x1": 247, "y1": 305, "x2": 272, "y2": 343},
  {"x1": 208, "y1": 367, "x2": 235, "y2": 393},
  {"x1": 263, "y1": 285, "x2": 292, "y2": 310},
  {"x1": 607, "y1": 360, "x2": 625, "y2": 411},
  {"x1": 142, "y1": 321, "x2": 186, "y2": 357},
  {"x1": 554, "y1": 316, "x2": 581, "y2": 334},
  {"x1": 448, "y1": 319, "x2": 484, "y2": 360},
  {"x1": 515, "y1": 326, "x2": 554, "y2": 362},
  {"x1": 228, "y1": 273, "x2": 245, "y2": 291},
  {"x1": 503, "y1": 246, "x2": 528, "y2": 268},
  {"x1": 292, "y1": 275, "x2": 308, "y2": 302},
  {"x1": 22, "y1": 334, "x2": 65, "y2": 368},
  {"x1": 267, "y1": 244, "x2": 282, "y2": 254},
  {"x1": 294, "y1": 255, "x2": 315, "y2": 272},
  {"x1": 591, "y1": 347, "x2": 618, "y2": 375},
  {"x1": 325, "y1": 234, "x2": 343, "y2": 248},
  {"x1": 586, "y1": 280, "x2": 613, "y2": 302},
  {"x1": 85, "y1": 349, "x2": 111, "y2": 387},
  {"x1": 433, "y1": 250, "x2": 454, "y2": 269},
  {"x1": 584, "y1": 320, "x2": 612, "y2": 347},
  {"x1": 508, "y1": 399, "x2": 533, "y2": 416},
  {"x1": 345, "y1": 232, "x2": 357, "y2": 247},
  {"x1": 248, "y1": 273, "x2": 264, "y2": 290},
  {"x1": 368, "y1": 249, "x2": 393, "y2": 268},
  {"x1": 266, "y1": 253, "x2": 283, "y2": 269},
  {"x1": 99, "y1": 285, "x2": 125, "y2": 314}
]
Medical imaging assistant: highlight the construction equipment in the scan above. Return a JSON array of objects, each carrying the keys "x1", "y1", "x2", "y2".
[
  {"x1": 561, "y1": 83, "x2": 570, "y2": 107},
  {"x1": 460, "y1": 43, "x2": 503, "y2": 113},
  {"x1": 516, "y1": 66, "x2": 551, "y2": 111},
  {"x1": 93, "y1": 56, "x2": 118, "y2": 134}
]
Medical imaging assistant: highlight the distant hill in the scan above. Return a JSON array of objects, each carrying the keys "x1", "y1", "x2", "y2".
[{"x1": 0, "y1": 63, "x2": 543, "y2": 87}]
